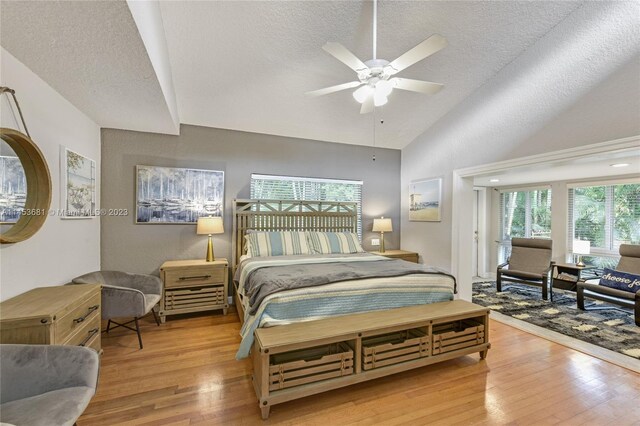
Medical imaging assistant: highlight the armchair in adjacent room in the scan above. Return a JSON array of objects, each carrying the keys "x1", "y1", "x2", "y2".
[
  {"x1": 577, "y1": 244, "x2": 640, "y2": 326},
  {"x1": 497, "y1": 238, "x2": 554, "y2": 300},
  {"x1": 0, "y1": 344, "x2": 99, "y2": 426},
  {"x1": 72, "y1": 270, "x2": 162, "y2": 349}
]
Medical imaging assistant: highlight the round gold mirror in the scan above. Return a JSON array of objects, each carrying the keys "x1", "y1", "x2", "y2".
[{"x1": 0, "y1": 128, "x2": 51, "y2": 243}]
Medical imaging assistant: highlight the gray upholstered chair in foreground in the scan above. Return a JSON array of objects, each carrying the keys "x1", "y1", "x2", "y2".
[
  {"x1": 0, "y1": 344, "x2": 99, "y2": 426},
  {"x1": 497, "y1": 238, "x2": 555, "y2": 300},
  {"x1": 577, "y1": 244, "x2": 640, "y2": 326},
  {"x1": 72, "y1": 271, "x2": 162, "y2": 349}
]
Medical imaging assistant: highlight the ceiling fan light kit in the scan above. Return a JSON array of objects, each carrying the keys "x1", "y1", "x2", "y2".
[{"x1": 307, "y1": 0, "x2": 447, "y2": 113}]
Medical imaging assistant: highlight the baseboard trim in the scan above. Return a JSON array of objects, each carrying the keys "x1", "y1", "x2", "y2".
[{"x1": 490, "y1": 311, "x2": 640, "y2": 373}]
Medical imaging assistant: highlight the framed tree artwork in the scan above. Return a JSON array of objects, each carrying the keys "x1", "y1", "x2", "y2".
[
  {"x1": 136, "y1": 165, "x2": 224, "y2": 224},
  {"x1": 62, "y1": 147, "x2": 96, "y2": 219},
  {"x1": 409, "y1": 177, "x2": 442, "y2": 222}
]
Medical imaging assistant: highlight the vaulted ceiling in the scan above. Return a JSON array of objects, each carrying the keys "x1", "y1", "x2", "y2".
[{"x1": 1, "y1": 1, "x2": 638, "y2": 149}]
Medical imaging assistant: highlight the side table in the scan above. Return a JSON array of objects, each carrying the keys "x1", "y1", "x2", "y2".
[
  {"x1": 159, "y1": 259, "x2": 229, "y2": 323},
  {"x1": 551, "y1": 263, "x2": 594, "y2": 301}
]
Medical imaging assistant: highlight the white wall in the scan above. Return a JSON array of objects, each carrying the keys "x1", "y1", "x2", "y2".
[{"x1": 0, "y1": 48, "x2": 101, "y2": 301}]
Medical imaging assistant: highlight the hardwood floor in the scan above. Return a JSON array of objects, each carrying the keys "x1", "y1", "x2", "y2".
[{"x1": 80, "y1": 312, "x2": 640, "y2": 425}]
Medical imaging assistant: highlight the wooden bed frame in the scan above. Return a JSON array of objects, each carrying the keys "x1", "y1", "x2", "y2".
[
  {"x1": 232, "y1": 199, "x2": 358, "y2": 323},
  {"x1": 232, "y1": 198, "x2": 490, "y2": 419}
]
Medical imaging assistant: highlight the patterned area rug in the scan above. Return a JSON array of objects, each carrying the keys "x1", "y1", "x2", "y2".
[{"x1": 472, "y1": 281, "x2": 640, "y2": 360}]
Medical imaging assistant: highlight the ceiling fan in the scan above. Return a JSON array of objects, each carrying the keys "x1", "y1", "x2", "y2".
[{"x1": 306, "y1": 0, "x2": 447, "y2": 114}]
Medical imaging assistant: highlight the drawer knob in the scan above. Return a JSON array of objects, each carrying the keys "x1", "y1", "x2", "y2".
[
  {"x1": 179, "y1": 275, "x2": 212, "y2": 281},
  {"x1": 73, "y1": 305, "x2": 99, "y2": 324}
]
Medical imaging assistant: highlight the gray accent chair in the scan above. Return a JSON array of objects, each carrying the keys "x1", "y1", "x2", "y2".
[
  {"x1": 0, "y1": 344, "x2": 99, "y2": 426},
  {"x1": 577, "y1": 244, "x2": 640, "y2": 326},
  {"x1": 72, "y1": 271, "x2": 162, "y2": 349},
  {"x1": 497, "y1": 238, "x2": 555, "y2": 300}
]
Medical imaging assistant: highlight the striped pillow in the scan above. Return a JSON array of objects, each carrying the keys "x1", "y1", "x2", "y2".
[
  {"x1": 245, "y1": 231, "x2": 312, "y2": 257},
  {"x1": 306, "y1": 231, "x2": 364, "y2": 254}
]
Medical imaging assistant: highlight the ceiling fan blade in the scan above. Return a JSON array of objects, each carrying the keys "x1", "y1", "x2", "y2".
[
  {"x1": 305, "y1": 81, "x2": 362, "y2": 97},
  {"x1": 360, "y1": 96, "x2": 374, "y2": 114},
  {"x1": 386, "y1": 34, "x2": 447, "y2": 75},
  {"x1": 392, "y1": 78, "x2": 443, "y2": 95},
  {"x1": 322, "y1": 42, "x2": 369, "y2": 73}
]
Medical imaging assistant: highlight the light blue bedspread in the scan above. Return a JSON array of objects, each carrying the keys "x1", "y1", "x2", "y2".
[{"x1": 235, "y1": 254, "x2": 456, "y2": 359}]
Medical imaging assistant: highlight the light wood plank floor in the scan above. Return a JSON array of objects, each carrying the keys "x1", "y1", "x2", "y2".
[{"x1": 80, "y1": 312, "x2": 640, "y2": 425}]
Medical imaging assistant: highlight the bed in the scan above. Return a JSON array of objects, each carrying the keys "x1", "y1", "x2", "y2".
[{"x1": 232, "y1": 199, "x2": 457, "y2": 359}]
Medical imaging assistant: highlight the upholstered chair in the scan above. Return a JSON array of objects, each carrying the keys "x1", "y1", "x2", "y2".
[
  {"x1": 577, "y1": 244, "x2": 640, "y2": 326},
  {"x1": 497, "y1": 238, "x2": 554, "y2": 300},
  {"x1": 0, "y1": 344, "x2": 99, "y2": 426},
  {"x1": 72, "y1": 271, "x2": 162, "y2": 349}
]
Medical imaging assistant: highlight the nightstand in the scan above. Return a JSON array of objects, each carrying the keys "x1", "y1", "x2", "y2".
[
  {"x1": 369, "y1": 249, "x2": 419, "y2": 263},
  {"x1": 159, "y1": 259, "x2": 229, "y2": 323}
]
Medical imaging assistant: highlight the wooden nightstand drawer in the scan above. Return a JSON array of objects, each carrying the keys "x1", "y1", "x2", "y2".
[{"x1": 163, "y1": 266, "x2": 225, "y2": 289}]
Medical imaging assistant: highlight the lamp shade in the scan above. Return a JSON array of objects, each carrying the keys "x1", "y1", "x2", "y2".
[
  {"x1": 197, "y1": 216, "x2": 224, "y2": 235},
  {"x1": 372, "y1": 217, "x2": 392, "y2": 233},
  {"x1": 573, "y1": 239, "x2": 591, "y2": 255}
]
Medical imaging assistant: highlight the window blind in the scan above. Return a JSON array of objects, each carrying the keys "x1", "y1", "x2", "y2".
[
  {"x1": 250, "y1": 174, "x2": 364, "y2": 238},
  {"x1": 498, "y1": 188, "x2": 552, "y2": 262},
  {"x1": 568, "y1": 182, "x2": 640, "y2": 262}
]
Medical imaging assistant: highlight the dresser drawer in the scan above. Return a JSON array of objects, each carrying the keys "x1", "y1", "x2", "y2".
[
  {"x1": 164, "y1": 286, "x2": 225, "y2": 310},
  {"x1": 55, "y1": 292, "x2": 101, "y2": 343},
  {"x1": 164, "y1": 266, "x2": 226, "y2": 289},
  {"x1": 63, "y1": 315, "x2": 100, "y2": 347}
]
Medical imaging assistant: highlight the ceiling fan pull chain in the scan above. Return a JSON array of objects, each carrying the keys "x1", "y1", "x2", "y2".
[{"x1": 0, "y1": 87, "x2": 31, "y2": 138}]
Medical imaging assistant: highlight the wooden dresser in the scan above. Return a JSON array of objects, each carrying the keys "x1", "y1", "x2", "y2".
[
  {"x1": 0, "y1": 284, "x2": 101, "y2": 351},
  {"x1": 369, "y1": 249, "x2": 419, "y2": 263},
  {"x1": 159, "y1": 259, "x2": 229, "y2": 323}
]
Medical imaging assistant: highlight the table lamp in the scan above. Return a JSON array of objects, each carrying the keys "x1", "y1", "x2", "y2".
[
  {"x1": 372, "y1": 217, "x2": 393, "y2": 253},
  {"x1": 573, "y1": 239, "x2": 590, "y2": 267},
  {"x1": 197, "y1": 216, "x2": 224, "y2": 262}
]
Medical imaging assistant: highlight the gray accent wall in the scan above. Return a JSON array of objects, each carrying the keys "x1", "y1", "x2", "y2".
[{"x1": 101, "y1": 124, "x2": 401, "y2": 275}]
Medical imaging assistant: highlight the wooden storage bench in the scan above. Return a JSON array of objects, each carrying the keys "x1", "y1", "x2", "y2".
[{"x1": 252, "y1": 300, "x2": 490, "y2": 419}]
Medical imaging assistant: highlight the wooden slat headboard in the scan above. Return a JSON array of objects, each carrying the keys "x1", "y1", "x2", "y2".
[{"x1": 232, "y1": 199, "x2": 358, "y2": 270}]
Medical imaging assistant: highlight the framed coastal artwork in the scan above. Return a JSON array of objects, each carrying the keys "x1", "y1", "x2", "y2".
[
  {"x1": 61, "y1": 147, "x2": 96, "y2": 219},
  {"x1": 135, "y1": 165, "x2": 224, "y2": 224},
  {"x1": 409, "y1": 177, "x2": 442, "y2": 222},
  {"x1": 0, "y1": 153, "x2": 26, "y2": 224}
]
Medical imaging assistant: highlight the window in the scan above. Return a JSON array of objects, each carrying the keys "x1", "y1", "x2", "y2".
[
  {"x1": 568, "y1": 182, "x2": 640, "y2": 267},
  {"x1": 250, "y1": 174, "x2": 364, "y2": 238},
  {"x1": 498, "y1": 188, "x2": 552, "y2": 262}
]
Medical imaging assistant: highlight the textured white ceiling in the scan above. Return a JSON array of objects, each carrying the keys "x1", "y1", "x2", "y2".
[
  {"x1": 0, "y1": 0, "x2": 178, "y2": 135},
  {"x1": 1, "y1": 1, "x2": 636, "y2": 151},
  {"x1": 159, "y1": 1, "x2": 582, "y2": 149}
]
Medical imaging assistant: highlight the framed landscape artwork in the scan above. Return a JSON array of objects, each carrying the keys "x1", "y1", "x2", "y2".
[
  {"x1": 136, "y1": 165, "x2": 224, "y2": 224},
  {"x1": 62, "y1": 147, "x2": 96, "y2": 219},
  {"x1": 409, "y1": 177, "x2": 442, "y2": 222}
]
